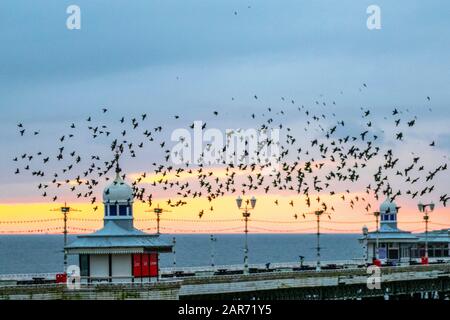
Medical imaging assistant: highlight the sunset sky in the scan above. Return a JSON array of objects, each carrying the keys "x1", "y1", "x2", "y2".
[{"x1": 0, "y1": 0, "x2": 449, "y2": 234}]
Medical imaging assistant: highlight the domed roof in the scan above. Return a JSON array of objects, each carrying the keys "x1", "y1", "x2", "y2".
[
  {"x1": 103, "y1": 175, "x2": 133, "y2": 203},
  {"x1": 380, "y1": 198, "x2": 397, "y2": 214}
]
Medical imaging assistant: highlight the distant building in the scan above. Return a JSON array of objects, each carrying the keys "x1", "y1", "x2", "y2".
[
  {"x1": 360, "y1": 199, "x2": 450, "y2": 264},
  {"x1": 66, "y1": 157, "x2": 172, "y2": 283}
]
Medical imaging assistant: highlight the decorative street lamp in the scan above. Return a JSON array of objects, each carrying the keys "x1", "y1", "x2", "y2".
[
  {"x1": 50, "y1": 202, "x2": 81, "y2": 272},
  {"x1": 418, "y1": 202, "x2": 435, "y2": 264},
  {"x1": 366, "y1": 211, "x2": 381, "y2": 264},
  {"x1": 236, "y1": 196, "x2": 257, "y2": 275},
  {"x1": 145, "y1": 203, "x2": 171, "y2": 235},
  {"x1": 303, "y1": 209, "x2": 331, "y2": 271}
]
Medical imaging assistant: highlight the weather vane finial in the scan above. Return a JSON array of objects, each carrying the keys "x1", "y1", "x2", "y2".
[{"x1": 115, "y1": 147, "x2": 122, "y2": 177}]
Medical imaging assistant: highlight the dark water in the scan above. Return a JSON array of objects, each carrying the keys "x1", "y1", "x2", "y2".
[{"x1": 0, "y1": 234, "x2": 362, "y2": 274}]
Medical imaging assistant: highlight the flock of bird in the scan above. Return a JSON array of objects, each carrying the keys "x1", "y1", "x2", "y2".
[{"x1": 12, "y1": 87, "x2": 449, "y2": 220}]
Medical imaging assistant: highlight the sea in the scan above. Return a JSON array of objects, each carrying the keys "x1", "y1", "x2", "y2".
[{"x1": 0, "y1": 234, "x2": 362, "y2": 274}]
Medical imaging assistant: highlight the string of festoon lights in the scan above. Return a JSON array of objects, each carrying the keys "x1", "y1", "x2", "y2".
[
  {"x1": 151, "y1": 226, "x2": 244, "y2": 233},
  {"x1": 136, "y1": 218, "x2": 244, "y2": 223},
  {"x1": 0, "y1": 217, "x2": 447, "y2": 234},
  {"x1": 68, "y1": 217, "x2": 450, "y2": 227},
  {"x1": 0, "y1": 218, "x2": 63, "y2": 224},
  {"x1": 0, "y1": 226, "x2": 63, "y2": 234}
]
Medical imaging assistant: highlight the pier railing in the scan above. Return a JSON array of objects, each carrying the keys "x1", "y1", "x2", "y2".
[
  {"x1": 0, "y1": 272, "x2": 59, "y2": 281},
  {"x1": 1, "y1": 257, "x2": 449, "y2": 283},
  {"x1": 2, "y1": 264, "x2": 450, "y2": 300},
  {"x1": 0, "y1": 258, "x2": 363, "y2": 281},
  {"x1": 159, "y1": 258, "x2": 367, "y2": 274}
]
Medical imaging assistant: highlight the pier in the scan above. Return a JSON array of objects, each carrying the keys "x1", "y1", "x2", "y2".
[{"x1": 1, "y1": 262, "x2": 450, "y2": 300}]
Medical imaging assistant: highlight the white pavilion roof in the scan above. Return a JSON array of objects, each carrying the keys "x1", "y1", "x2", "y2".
[{"x1": 65, "y1": 221, "x2": 172, "y2": 254}]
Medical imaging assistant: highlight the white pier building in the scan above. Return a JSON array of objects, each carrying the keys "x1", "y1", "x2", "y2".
[
  {"x1": 361, "y1": 199, "x2": 450, "y2": 264},
  {"x1": 65, "y1": 159, "x2": 172, "y2": 283}
]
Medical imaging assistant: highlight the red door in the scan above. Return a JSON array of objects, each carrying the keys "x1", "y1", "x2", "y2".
[
  {"x1": 149, "y1": 253, "x2": 158, "y2": 277},
  {"x1": 142, "y1": 254, "x2": 150, "y2": 277},
  {"x1": 133, "y1": 254, "x2": 141, "y2": 277}
]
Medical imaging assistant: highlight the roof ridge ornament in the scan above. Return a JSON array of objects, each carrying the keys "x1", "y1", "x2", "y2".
[{"x1": 114, "y1": 147, "x2": 122, "y2": 180}]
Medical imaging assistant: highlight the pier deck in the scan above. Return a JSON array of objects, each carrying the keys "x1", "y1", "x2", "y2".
[{"x1": 1, "y1": 263, "x2": 450, "y2": 300}]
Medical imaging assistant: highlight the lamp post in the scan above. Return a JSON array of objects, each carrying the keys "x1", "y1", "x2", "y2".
[
  {"x1": 50, "y1": 202, "x2": 81, "y2": 272},
  {"x1": 315, "y1": 211, "x2": 322, "y2": 271},
  {"x1": 236, "y1": 196, "x2": 257, "y2": 275},
  {"x1": 365, "y1": 211, "x2": 381, "y2": 263},
  {"x1": 418, "y1": 202, "x2": 435, "y2": 264},
  {"x1": 362, "y1": 226, "x2": 369, "y2": 263},
  {"x1": 210, "y1": 235, "x2": 217, "y2": 268},
  {"x1": 304, "y1": 210, "x2": 330, "y2": 272},
  {"x1": 172, "y1": 237, "x2": 176, "y2": 269},
  {"x1": 373, "y1": 211, "x2": 381, "y2": 261},
  {"x1": 145, "y1": 203, "x2": 171, "y2": 235}
]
